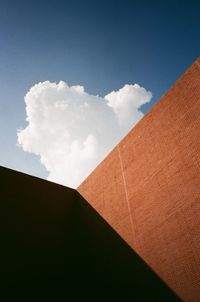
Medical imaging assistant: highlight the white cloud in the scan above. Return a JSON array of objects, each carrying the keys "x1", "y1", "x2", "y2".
[
  {"x1": 17, "y1": 81, "x2": 152, "y2": 188},
  {"x1": 105, "y1": 84, "x2": 152, "y2": 132}
]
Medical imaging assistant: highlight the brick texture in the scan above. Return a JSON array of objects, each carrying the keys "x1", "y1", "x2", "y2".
[{"x1": 78, "y1": 57, "x2": 200, "y2": 302}]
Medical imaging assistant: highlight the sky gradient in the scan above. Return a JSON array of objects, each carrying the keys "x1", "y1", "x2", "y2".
[{"x1": 0, "y1": 0, "x2": 200, "y2": 185}]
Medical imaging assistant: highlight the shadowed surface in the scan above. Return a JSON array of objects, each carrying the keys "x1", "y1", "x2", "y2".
[{"x1": 0, "y1": 166, "x2": 180, "y2": 301}]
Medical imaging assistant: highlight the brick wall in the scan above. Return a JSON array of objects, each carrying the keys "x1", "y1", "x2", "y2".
[{"x1": 78, "y1": 58, "x2": 200, "y2": 302}]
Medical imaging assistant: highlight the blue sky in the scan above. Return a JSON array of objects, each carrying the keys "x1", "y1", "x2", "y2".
[{"x1": 0, "y1": 0, "x2": 200, "y2": 186}]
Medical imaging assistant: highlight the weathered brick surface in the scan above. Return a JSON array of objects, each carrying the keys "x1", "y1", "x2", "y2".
[{"x1": 78, "y1": 58, "x2": 200, "y2": 302}]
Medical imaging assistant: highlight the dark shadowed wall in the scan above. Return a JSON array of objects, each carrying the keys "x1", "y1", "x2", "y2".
[
  {"x1": 0, "y1": 166, "x2": 179, "y2": 301},
  {"x1": 78, "y1": 58, "x2": 200, "y2": 302}
]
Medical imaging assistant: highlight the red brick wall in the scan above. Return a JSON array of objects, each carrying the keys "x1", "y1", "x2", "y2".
[{"x1": 78, "y1": 58, "x2": 200, "y2": 302}]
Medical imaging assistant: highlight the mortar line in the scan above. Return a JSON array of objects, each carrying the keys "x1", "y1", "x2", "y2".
[{"x1": 117, "y1": 146, "x2": 136, "y2": 242}]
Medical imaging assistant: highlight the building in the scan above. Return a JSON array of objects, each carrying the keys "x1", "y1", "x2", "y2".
[
  {"x1": 1, "y1": 58, "x2": 200, "y2": 301},
  {"x1": 78, "y1": 57, "x2": 200, "y2": 302},
  {"x1": 0, "y1": 166, "x2": 179, "y2": 301}
]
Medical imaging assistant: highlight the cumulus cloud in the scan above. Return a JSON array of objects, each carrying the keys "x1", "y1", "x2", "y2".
[{"x1": 17, "y1": 81, "x2": 152, "y2": 188}]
